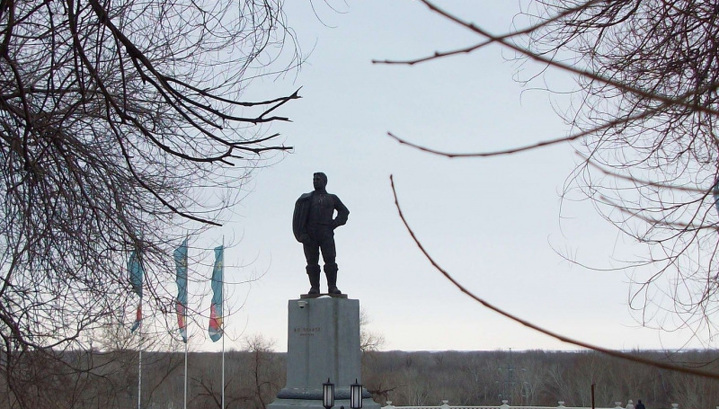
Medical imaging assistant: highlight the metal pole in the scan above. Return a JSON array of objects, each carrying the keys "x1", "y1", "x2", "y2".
[
  {"x1": 184, "y1": 340, "x2": 188, "y2": 409},
  {"x1": 184, "y1": 234, "x2": 189, "y2": 409},
  {"x1": 222, "y1": 331, "x2": 225, "y2": 409},
  {"x1": 137, "y1": 300, "x2": 142, "y2": 409},
  {"x1": 221, "y1": 237, "x2": 225, "y2": 409}
]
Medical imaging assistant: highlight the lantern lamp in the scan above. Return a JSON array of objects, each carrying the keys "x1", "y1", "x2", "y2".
[
  {"x1": 350, "y1": 379, "x2": 363, "y2": 409},
  {"x1": 323, "y1": 378, "x2": 335, "y2": 409}
]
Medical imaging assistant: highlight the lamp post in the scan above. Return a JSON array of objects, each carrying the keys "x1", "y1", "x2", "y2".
[
  {"x1": 350, "y1": 379, "x2": 363, "y2": 409},
  {"x1": 322, "y1": 378, "x2": 362, "y2": 409},
  {"x1": 323, "y1": 379, "x2": 335, "y2": 409}
]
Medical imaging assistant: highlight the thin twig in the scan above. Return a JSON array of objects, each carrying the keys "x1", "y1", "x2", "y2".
[{"x1": 389, "y1": 174, "x2": 719, "y2": 380}]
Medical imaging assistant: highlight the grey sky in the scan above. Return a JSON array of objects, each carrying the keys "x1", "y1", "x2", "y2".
[{"x1": 180, "y1": 1, "x2": 708, "y2": 353}]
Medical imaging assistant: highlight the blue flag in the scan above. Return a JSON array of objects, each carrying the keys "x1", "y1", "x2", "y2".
[
  {"x1": 174, "y1": 239, "x2": 189, "y2": 343},
  {"x1": 713, "y1": 178, "x2": 719, "y2": 217},
  {"x1": 128, "y1": 250, "x2": 144, "y2": 332},
  {"x1": 208, "y1": 245, "x2": 224, "y2": 342}
]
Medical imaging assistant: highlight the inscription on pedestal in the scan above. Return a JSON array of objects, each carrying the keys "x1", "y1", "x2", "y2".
[{"x1": 294, "y1": 326, "x2": 321, "y2": 336}]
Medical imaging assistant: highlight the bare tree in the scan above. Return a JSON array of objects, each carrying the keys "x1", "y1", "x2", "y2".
[
  {"x1": 377, "y1": 0, "x2": 719, "y2": 346},
  {"x1": 345, "y1": 349, "x2": 719, "y2": 407},
  {"x1": 241, "y1": 335, "x2": 283, "y2": 409},
  {"x1": 190, "y1": 340, "x2": 283, "y2": 409},
  {"x1": 360, "y1": 309, "x2": 385, "y2": 354},
  {"x1": 523, "y1": 0, "x2": 719, "y2": 342},
  {"x1": 0, "y1": 0, "x2": 300, "y2": 406}
]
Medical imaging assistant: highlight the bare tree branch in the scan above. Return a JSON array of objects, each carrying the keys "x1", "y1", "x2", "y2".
[{"x1": 390, "y1": 174, "x2": 719, "y2": 380}]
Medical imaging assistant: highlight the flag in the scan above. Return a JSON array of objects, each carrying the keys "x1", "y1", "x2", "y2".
[
  {"x1": 174, "y1": 239, "x2": 188, "y2": 343},
  {"x1": 208, "y1": 245, "x2": 224, "y2": 342},
  {"x1": 130, "y1": 303, "x2": 142, "y2": 333},
  {"x1": 128, "y1": 249, "x2": 144, "y2": 332},
  {"x1": 713, "y1": 178, "x2": 719, "y2": 217}
]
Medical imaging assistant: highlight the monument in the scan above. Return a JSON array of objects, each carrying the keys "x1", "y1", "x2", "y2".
[
  {"x1": 268, "y1": 174, "x2": 379, "y2": 409},
  {"x1": 292, "y1": 172, "x2": 350, "y2": 296}
]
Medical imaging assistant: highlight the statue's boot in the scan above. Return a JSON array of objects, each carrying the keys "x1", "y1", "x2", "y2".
[
  {"x1": 324, "y1": 263, "x2": 341, "y2": 295},
  {"x1": 306, "y1": 265, "x2": 321, "y2": 295}
]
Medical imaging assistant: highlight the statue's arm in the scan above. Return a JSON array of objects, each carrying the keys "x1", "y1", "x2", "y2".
[{"x1": 332, "y1": 196, "x2": 349, "y2": 228}]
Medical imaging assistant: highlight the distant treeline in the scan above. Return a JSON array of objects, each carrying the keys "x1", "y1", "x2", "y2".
[
  {"x1": 362, "y1": 349, "x2": 719, "y2": 409},
  {"x1": 1, "y1": 349, "x2": 717, "y2": 409}
]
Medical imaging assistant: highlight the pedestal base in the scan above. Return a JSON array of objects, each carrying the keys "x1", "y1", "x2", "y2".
[
  {"x1": 269, "y1": 389, "x2": 377, "y2": 409},
  {"x1": 268, "y1": 297, "x2": 379, "y2": 409}
]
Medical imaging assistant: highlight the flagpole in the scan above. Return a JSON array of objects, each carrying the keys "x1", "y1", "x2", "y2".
[
  {"x1": 129, "y1": 249, "x2": 145, "y2": 409},
  {"x1": 183, "y1": 236, "x2": 189, "y2": 409},
  {"x1": 221, "y1": 237, "x2": 225, "y2": 409},
  {"x1": 183, "y1": 338, "x2": 188, "y2": 409},
  {"x1": 222, "y1": 324, "x2": 225, "y2": 409},
  {"x1": 208, "y1": 241, "x2": 225, "y2": 407},
  {"x1": 138, "y1": 299, "x2": 142, "y2": 409}
]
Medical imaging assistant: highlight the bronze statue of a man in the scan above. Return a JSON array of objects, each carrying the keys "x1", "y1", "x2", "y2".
[{"x1": 292, "y1": 172, "x2": 349, "y2": 295}]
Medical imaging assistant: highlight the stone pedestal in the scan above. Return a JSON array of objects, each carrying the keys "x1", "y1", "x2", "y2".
[{"x1": 268, "y1": 296, "x2": 380, "y2": 409}]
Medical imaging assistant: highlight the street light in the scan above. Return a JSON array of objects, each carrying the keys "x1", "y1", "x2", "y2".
[
  {"x1": 350, "y1": 379, "x2": 363, "y2": 409},
  {"x1": 323, "y1": 378, "x2": 335, "y2": 409}
]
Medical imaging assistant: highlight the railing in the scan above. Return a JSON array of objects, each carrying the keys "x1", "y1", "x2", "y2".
[{"x1": 381, "y1": 399, "x2": 682, "y2": 409}]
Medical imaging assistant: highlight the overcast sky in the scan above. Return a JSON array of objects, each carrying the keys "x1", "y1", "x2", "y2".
[{"x1": 173, "y1": 1, "x2": 713, "y2": 353}]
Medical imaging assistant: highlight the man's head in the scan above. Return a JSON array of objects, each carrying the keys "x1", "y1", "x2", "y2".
[{"x1": 313, "y1": 172, "x2": 327, "y2": 191}]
